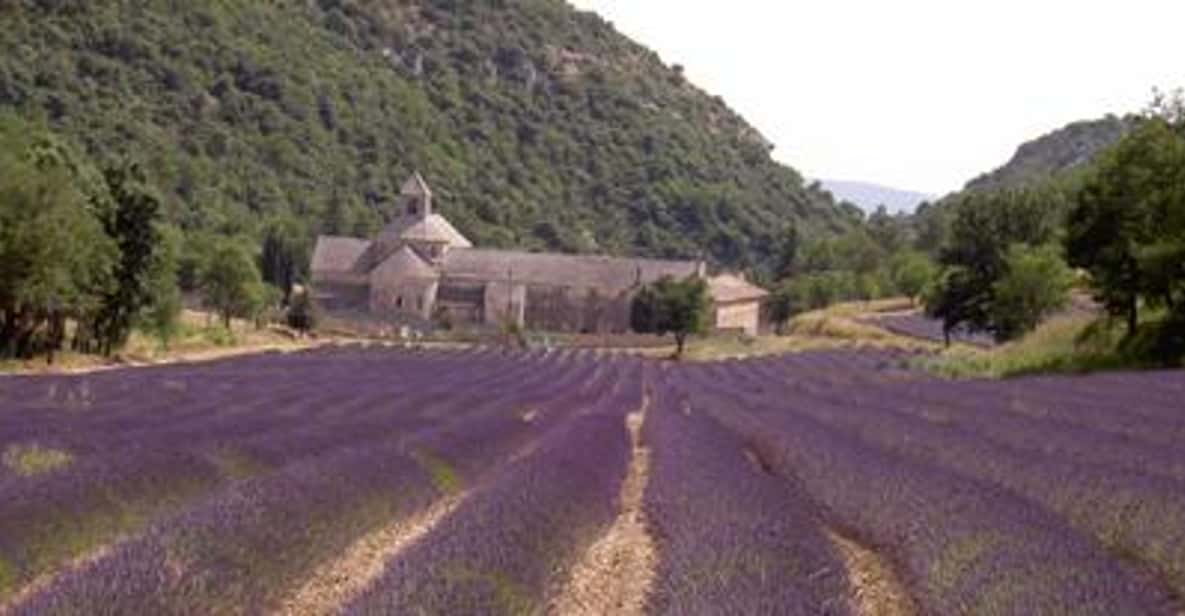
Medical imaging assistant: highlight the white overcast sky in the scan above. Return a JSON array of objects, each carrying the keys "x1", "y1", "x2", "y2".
[{"x1": 568, "y1": 0, "x2": 1183, "y2": 195}]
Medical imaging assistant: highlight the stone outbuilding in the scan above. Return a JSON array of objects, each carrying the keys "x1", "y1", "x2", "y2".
[
  {"x1": 707, "y1": 273, "x2": 770, "y2": 336},
  {"x1": 311, "y1": 173, "x2": 767, "y2": 335}
]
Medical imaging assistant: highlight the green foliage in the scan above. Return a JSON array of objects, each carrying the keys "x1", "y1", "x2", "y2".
[
  {"x1": 87, "y1": 162, "x2": 165, "y2": 355},
  {"x1": 260, "y1": 216, "x2": 310, "y2": 305},
  {"x1": 1067, "y1": 116, "x2": 1185, "y2": 338},
  {"x1": 0, "y1": 0, "x2": 854, "y2": 273},
  {"x1": 767, "y1": 282, "x2": 804, "y2": 332},
  {"x1": 964, "y1": 115, "x2": 1133, "y2": 193},
  {"x1": 866, "y1": 205, "x2": 906, "y2": 254},
  {"x1": 141, "y1": 224, "x2": 184, "y2": 349},
  {"x1": 1118, "y1": 309, "x2": 1185, "y2": 367},
  {"x1": 889, "y1": 251, "x2": 937, "y2": 304},
  {"x1": 990, "y1": 244, "x2": 1074, "y2": 341},
  {"x1": 630, "y1": 276, "x2": 710, "y2": 357},
  {"x1": 200, "y1": 237, "x2": 265, "y2": 329},
  {"x1": 774, "y1": 223, "x2": 800, "y2": 278},
  {"x1": 770, "y1": 220, "x2": 921, "y2": 318},
  {"x1": 926, "y1": 186, "x2": 1067, "y2": 342},
  {"x1": 0, "y1": 116, "x2": 117, "y2": 360},
  {"x1": 2, "y1": 443, "x2": 73, "y2": 477},
  {"x1": 285, "y1": 287, "x2": 317, "y2": 335}
]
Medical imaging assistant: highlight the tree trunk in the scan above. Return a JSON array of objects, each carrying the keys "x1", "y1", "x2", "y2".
[
  {"x1": 674, "y1": 332, "x2": 686, "y2": 359},
  {"x1": 1127, "y1": 296, "x2": 1139, "y2": 337}
]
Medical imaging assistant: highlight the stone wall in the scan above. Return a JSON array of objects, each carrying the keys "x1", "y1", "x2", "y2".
[
  {"x1": 523, "y1": 286, "x2": 633, "y2": 333},
  {"x1": 714, "y1": 300, "x2": 761, "y2": 336},
  {"x1": 370, "y1": 279, "x2": 437, "y2": 319},
  {"x1": 483, "y1": 281, "x2": 527, "y2": 327},
  {"x1": 312, "y1": 281, "x2": 369, "y2": 311}
]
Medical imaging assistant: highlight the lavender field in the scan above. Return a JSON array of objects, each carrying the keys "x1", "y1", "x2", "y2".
[
  {"x1": 860, "y1": 312, "x2": 998, "y2": 347},
  {"x1": 1, "y1": 346, "x2": 1183, "y2": 615}
]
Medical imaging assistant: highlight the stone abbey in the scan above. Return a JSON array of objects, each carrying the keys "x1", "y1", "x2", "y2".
[{"x1": 311, "y1": 174, "x2": 767, "y2": 334}]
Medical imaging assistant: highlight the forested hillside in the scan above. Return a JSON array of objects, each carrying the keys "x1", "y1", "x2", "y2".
[
  {"x1": 0, "y1": 0, "x2": 854, "y2": 272},
  {"x1": 963, "y1": 115, "x2": 1133, "y2": 193},
  {"x1": 907, "y1": 115, "x2": 1137, "y2": 264}
]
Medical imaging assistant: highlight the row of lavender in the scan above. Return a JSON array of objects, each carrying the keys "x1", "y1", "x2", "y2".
[
  {"x1": 861, "y1": 312, "x2": 996, "y2": 347},
  {"x1": 667, "y1": 352, "x2": 1185, "y2": 614},
  {"x1": 0, "y1": 346, "x2": 644, "y2": 612}
]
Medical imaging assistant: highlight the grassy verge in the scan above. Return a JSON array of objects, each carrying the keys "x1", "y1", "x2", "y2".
[
  {"x1": 0, "y1": 311, "x2": 317, "y2": 375},
  {"x1": 674, "y1": 299, "x2": 941, "y2": 362},
  {"x1": 918, "y1": 314, "x2": 1159, "y2": 379}
]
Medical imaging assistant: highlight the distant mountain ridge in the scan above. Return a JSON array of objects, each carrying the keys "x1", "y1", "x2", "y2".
[
  {"x1": 820, "y1": 180, "x2": 935, "y2": 214},
  {"x1": 964, "y1": 115, "x2": 1134, "y2": 193}
]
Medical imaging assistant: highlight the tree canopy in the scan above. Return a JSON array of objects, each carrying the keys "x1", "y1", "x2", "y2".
[
  {"x1": 1067, "y1": 116, "x2": 1185, "y2": 336},
  {"x1": 630, "y1": 276, "x2": 710, "y2": 358},
  {"x1": 1066, "y1": 101, "x2": 1185, "y2": 363},
  {"x1": 925, "y1": 186, "x2": 1069, "y2": 342},
  {"x1": 201, "y1": 237, "x2": 267, "y2": 330},
  {"x1": 0, "y1": 118, "x2": 116, "y2": 360}
]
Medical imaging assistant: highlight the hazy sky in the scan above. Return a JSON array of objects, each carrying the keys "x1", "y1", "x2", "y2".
[{"x1": 568, "y1": 0, "x2": 1183, "y2": 195}]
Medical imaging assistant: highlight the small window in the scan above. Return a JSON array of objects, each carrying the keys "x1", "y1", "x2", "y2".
[
  {"x1": 407, "y1": 198, "x2": 419, "y2": 216},
  {"x1": 395, "y1": 296, "x2": 404, "y2": 309}
]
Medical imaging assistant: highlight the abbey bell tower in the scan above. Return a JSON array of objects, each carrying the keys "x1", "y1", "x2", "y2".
[{"x1": 400, "y1": 172, "x2": 432, "y2": 222}]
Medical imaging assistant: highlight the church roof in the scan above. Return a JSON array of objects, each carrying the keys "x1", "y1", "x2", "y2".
[
  {"x1": 371, "y1": 245, "x2": 438, "y2": 281},
  {"x1": 442, "y1": 248, "x2": 700, "y2": 294},
  {"x1": 381, "y1": 214, "x2": 473, "y2": 248},
  {"x1": 708, "y1": 273, "x2": 769, "y2": 304},
  {"x1": 311, "y1": 236, "x2": 371, "y2": 273},
  {"x1": 401, "y1": 172, "x2": 432, "y2": 197}
]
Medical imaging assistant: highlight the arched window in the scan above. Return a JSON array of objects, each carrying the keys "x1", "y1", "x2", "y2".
[{"x1": 407, "y1": 198, "x2": 419, "y2": 217}]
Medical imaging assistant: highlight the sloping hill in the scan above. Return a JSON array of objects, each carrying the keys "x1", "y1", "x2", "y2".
[
  {"x1": 0, "y1": 0, "x2": 855, "y2": 271},
  {"x1": 821, "y1": 179, "x2": 934, "y2": 214},
  {"x1": 964, "y1": 115, "x2": 1133, "y2": 193}
]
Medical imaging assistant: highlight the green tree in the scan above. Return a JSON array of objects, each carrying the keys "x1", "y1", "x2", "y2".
[
  {"x1": 630, "y1": 276, "x2": 710, "y2": 358},
  {"x1": 286, "y1": 287, "x2": 317, "y2": 336},
  {"x1": 927, "y1": 187, "x2": 1064, "y2": 339},
  {"x1": 1067, "y1": 117, "x2": 1185, "y2": 335},
  {"x1": 0, "y1": 120, "x2": 115, "y2": 361},
  {"x1": 90, "y1": 163, "x2": 164, "y2": 356},
  {"x1": 990, "y1": 244, "x2": 1074, "y2": 341},
  {"x1": 768, "y1": 280, "x2": 807, "y2": 333},
  {"x1": 890, "y1": 251, "x2": 938, "y2": 304},
  {"x1": 200, "y1": 238, "x2": 265, "y2": 330},
  {"x1": 925, "y1": 267, "x2": 980, "y2": 347},
  {"x1": 867, "y1": 205, "x2": 905, "y2": 254},
  {"x1": 775, "y1": 223, "x2": 800, "y2": 278},
  {"x1": 141, "y1": 225, "x2": 184, "y2": 349},
  {"x1": 260, "y1": 217, "x2": 310, "y2": 305}
]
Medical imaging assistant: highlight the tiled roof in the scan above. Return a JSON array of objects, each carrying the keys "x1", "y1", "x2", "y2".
[
  {"x1": 311, "y1": 236, "x2": 371, "y2": 273},
  {"x1": 381, "y1": 214, "x2": 472, "y2": 248},
  {"x1": 708, "y1": 273, "x2": 769, "y2": 304},
  {"x1": 401, "y1": 172, "x2": 432, "y2": 197},
  {"x1": 371, "y1": 246, "x2": 438, "y2": 281},
  {"x1": 442, "y1": 248, "x2": 700, "y2": 294}
]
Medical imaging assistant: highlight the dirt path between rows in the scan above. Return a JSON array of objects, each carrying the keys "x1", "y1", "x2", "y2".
[
  {"x1": 547, "y1": 399, "x2": 657, "y2": 616},
  {"x1": 274, "y1": 494, "x2": 464, "y2": 616},
  {"x1": 828, "y1": 531, "x2": 917, "y2": 616},
  {"x1": 0, "y1": 545, "x2": 115, "y2": 615}
]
